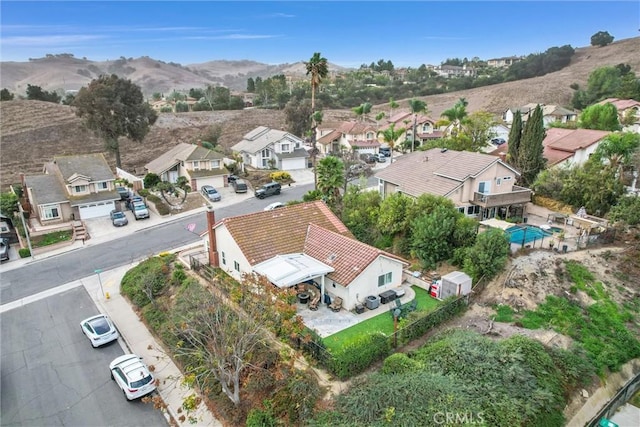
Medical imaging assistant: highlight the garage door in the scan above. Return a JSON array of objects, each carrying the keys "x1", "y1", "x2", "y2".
[
  {"x1": 282, "y1": 158, "x2": 307, "y2": 171},
  {"x1": 78, "y1": 201, "x2": 115, "y2": 219}
]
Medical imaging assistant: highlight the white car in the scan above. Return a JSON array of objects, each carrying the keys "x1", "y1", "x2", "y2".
[
  {"x1": 80, "y1": 314, "x2": 119, "y2": 348},
  {"x1": 264, "y1": 202, "x2": 285, "y2": 211},
  {"x1": 110, "y1": 354, "x2": 157, "y2": 401}
]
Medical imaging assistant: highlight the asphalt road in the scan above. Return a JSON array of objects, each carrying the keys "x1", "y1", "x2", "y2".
[{"x1": 0, "y1": 286, "x2": 166, "y2": 426}]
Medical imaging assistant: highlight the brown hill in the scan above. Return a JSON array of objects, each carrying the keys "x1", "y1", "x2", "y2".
[{"x1": 1, "y1": 37, "x2": 638, "y2": 190}]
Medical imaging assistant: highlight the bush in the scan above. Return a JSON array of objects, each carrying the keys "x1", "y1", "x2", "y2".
[
  {"x1": 269, "y1": 171, "x2": 291, "y2": 183},
  {"x1": 138, "y1": 188, "x2": 150, "y2": 198},
  {"x1": 121, "y1": 256, "x2": 173, "y2": 307},
  {"x1": 18, "y1": 248, "x2": 30, "y2": 258},
  {"x1": 328, "y1": 332, "x2": 391, "y2": 379},
  {"x1": 143, "y1": 173, "x2": 161, "y2": 189},
  {"x1": 382, "y1": 353, "x2": 422, "y2": 374}
]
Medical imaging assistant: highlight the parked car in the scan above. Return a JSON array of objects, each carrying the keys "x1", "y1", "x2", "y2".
[
  {"x1": 80, "y1": 314, "x2": 119, "y2": 348},
  {"x1": 360, "y1": 153, "x2": 377, "y2": 164},
  {"x1": 0, "y1": 237, "x2": 10, "y2": 261},
  {"x1": 116, "y1": 186, "x2": 130, "y2": 201},
  {"x1": 491, "y1": 138, "x2": 507, "y2": 145},
  {"x1": 375, "y1": 153, "x2": 386, "y2": 163},
  {"x1": 231, "y1": 179, "x2": 248, "y2": 193},
  {"x1": 109, "y1": 354, "x2": 157, "y2": 401},
  {"x1": 379, "y1": 146, "x2": 391, "y2": 157},
  {"x1": 255, "y1": 182, "x2": 281, "y2": 199},
  {"x1": 126, "y1": 196, "x2": 143, "y2": 210},
  {"x1": 227, "y1": 174, "x2": 239, "y2": 184},
  {"x1": 264, "y1": 202, "x2": 285, "y2": 211},
  {"x1": 201, "y1": 185, "x2": 222, "y2": 202},
  {"x1": 347, "y1": 163, "x2": 371, "y2": 178},
  {"x1": 132, "y1": 201, "x2": 150, "y2": 220},
  {"x1": 110, "y1": 210, "x2": 129, "y2": 227}
]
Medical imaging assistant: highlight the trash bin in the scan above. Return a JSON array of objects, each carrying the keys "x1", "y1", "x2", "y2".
[
  {"x1": 523, "y1": 217, "x2": 528, "y2": 223},
  {"x1": 562, "y1": 244, "x2": 568, "y2": 253},
  {"x1": 297, "y1": 292, "x2": 310, "y2": 304}
]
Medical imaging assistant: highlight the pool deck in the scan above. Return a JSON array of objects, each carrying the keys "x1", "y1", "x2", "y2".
[{"x1": 511, "y1": 212, "x2": 580, "y2": 252}]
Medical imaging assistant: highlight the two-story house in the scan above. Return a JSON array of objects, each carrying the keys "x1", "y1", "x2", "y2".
[
  {"x1": 374, "y1": 148, "x2": 532, "y2": 221},
  {"x1": 201, "y1": 201, "x2": 408, "y2": 312},
  {"x1": 145, "y1": 142, "x2": 227, "y2": 190},
  {"x1": 23, "y1": 153, "x2": 119, "y2": 222},
  {"x1": 383, "y1": 111, "x2": 443, "y2": 149},
  {"x1": 316, "y1": 121, "x2": 380, "y2": 156},
  {"x1": 232, "y1": 126, "x2": 308, "y2": 171},
  {"x1": 503, "y1": 103, "x2": 578, "y2": 128},
  {"x1": 597, "y1": 98, "x2": 640, "y2": 133}
]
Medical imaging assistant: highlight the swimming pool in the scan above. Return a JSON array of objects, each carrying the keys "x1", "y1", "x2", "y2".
[{"x1": 506, "y1": 225, "x2": 552, "y2": 245}]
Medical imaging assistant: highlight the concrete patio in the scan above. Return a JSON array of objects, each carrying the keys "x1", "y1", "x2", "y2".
[{"x1": 297, "y1": 284, "x2": 416, "y2": 338}]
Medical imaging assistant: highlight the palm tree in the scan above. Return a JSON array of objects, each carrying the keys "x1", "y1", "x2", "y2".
[
  {"x1": 352, "y1": 102, "x2": 372, "y2": 122},
  {"x1": 408, "y1": 99, "x2": 428, "y2": 152},
  {"x1": 389, "y1": 97, "x2": 399, "y2": 119},
  {"x1": 440, "y1": 97, "x2": 468, "y2": 136},
  {"x1": 377, "y1": 123, "x2": 406, "y2": 164},
  {"x1": 305, "y1": 52, "x2": 329, "y2": 189}
]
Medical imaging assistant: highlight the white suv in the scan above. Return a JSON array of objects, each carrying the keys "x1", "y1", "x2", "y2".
[{"x1": 109, "y1": 354, "x2": 157, "y2": 400}]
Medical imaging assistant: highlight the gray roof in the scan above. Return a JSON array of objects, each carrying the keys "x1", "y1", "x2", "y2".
[
  {"x1": 375, "y1": 149, "x2": 517, "y2": 198},
  {"x1": 232, "y1": 126, "x2": 304, "y2": 154},
  {"x1": 145, "y1": 143, "x2": 195, "y2": 174},
  {"x1": 53, "y1": 153, "x2": 114, "y2": 183},
  {"x1": 24, "y1": 174, "x2": 68, "y2": 205},
  {"x1": 68, "y1": 191, "x2": 120, "y2": 207},
  {"x1": 275, "y1": 148, "x2": 309, "y2": 160},
  {"x1": 186, "y1": 146, "x2": 225, "y2": 161}
]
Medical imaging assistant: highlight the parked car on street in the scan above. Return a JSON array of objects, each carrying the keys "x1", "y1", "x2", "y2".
[
  {"x1": 80, "y1": 314, "x2": 119, "y2": 348},
  {"x1": 255, "y1": 182, "x2": 281, "y2": 199},
  {"x1": 109, "y1": 354, "x2": 157, "y2": 401},
  {"x1": 264, "y1": 202, "x2": 285, "y2": 211},
  {"x1": 110, "y1": 210, "x2": 129, "y2": 227},
  {"x1": 0, "y1": 237, "x2": 10, "y2": 261},
  {"x1": 231, "y1": 179, "x2": 248, "y2": 193},
  {"x1": 360, "y1": 153, "x2": 377, "y2": 164},
  {"x1": 132, "y1": 201, "x2": 150, "y2": 220},
  {"x1": 491, "y1": 138, "x2": 507, "y2": 145},
  {"x1": 201, "y1": 185, "x2": 222, "y2": 202}
]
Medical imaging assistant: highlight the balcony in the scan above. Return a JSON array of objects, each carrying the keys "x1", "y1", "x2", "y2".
[{"x1": 473, "y1": 186, "x2": 532, "y2": 207}]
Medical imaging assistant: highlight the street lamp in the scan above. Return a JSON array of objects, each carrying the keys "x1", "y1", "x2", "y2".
[{"x1": 94, "y1": 269, "x2": 104, "y2": 297}]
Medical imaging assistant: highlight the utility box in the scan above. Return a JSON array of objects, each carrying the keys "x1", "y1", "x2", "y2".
[
  {"x1": 365, "y1": 295, "x2": 380, "y2": 310},
  {"x1": 440, "y1": 271, "x2": 472, "y2": 299}
]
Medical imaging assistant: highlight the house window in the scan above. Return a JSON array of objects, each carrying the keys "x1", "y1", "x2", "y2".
[
  {"x1": 234, "y1": 261, "x2": 240, "y2": 272},
  {"x1": 496, "y1": 178, "x2": 502, "y2": 186},
  {"x1": 97, "y1": 182, "x2": 108, "y2": 190},
  {"x1": 211, "y1": 160, "x2": 220, "y2": 169},
  {"x1": 503, "y1": 176, "x2": 512, "y2": 181},
  {"x1": 366, "y1": 132, "x2": 374, "y2": 140},
  {"x1": 281, "y1": 143, "x2": 290, "y2": 152},
  {"x1": 192, "y1": 161, "x2": 200, "y2": 171},
  {"x1": 378, "y1": 272, "x2": 392, "y2": 287},
  {"x1": 261, "y1": 149, "x2": 270, "y2": 158},
  {"x1": 458, "y1": 207, "x2": 465, "y2": 214},
  {"x1": 74, "y1": 185, "x2": 87, "y2": 193},
  {"x1": 467, "y1": 206, "x2": 474, "y2": 215},
  {"x1": 42, "y1": 205, "x2": 60, "y2": 220},
  {"x1": 221, "y1": 251, "x2": 226, "y2": 265},
  {"x1": 478, "y1": 181, "x2": 490, "y2": 194}
]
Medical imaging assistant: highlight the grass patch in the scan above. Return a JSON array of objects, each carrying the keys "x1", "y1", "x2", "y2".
[
  {"x1": 323, "y1": 287, "x2": 439, "y2": 352},
  {"x1": 493, "y1": 304, "x2": 515, "y2": 322},
  {"x1": 565, "y1": 260, "x2": 606, "y2": 300},
  {"x1": 31, "y1": 230, "x2": 73, "y2": 247}
]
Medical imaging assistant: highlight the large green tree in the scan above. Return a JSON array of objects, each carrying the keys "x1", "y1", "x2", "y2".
[
  {"x1": 507, "y1": 110, "x2": 523, "y2": 170},
  {"x1": 460, "y1": 111, "x2": 496, "y2": 151},
  {"x1": 73, "y1": 74, "x2": 157, "y2": 168},
  {"x1": 316, "y1": 156, "x2": 345, "y2": 211},
  {"x1": 463, "y1": 228, "x2": 510, "y2": 281},
  {"x1": 518, "y1": 105, "x2": 546, "y2": 186},
  {"x1": 410, "y1": 205, "x2": 458, "y2": 269},
  {"x1": 284, "y1": 97, "x2": 313, "y2": 137},
  {"x1": 377, "y1": 123, "x2": 405, "y2": 163},
  {"x1": 0, "y1": 88, "x2": 14, "y2": 101},
  {"x1": 590, "y1": 31, "x2": 614, "y2": 47},
  {"x1": 26, "y1": 84, "x2": 61, "y2": 103},
  {"x1": 341, "y1": 185, "x2": 382, "y2": 245},
  {"x1": 579, "y1": 103, "x2": 621, "y2": 131}
]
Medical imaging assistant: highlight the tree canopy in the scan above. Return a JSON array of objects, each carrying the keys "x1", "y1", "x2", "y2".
[
  {"x1": 579, "y1": 103, "x2": 621, "y2": 131},
  {"x1": 590, "y1": 31, "x2": 614, "y2": 47},
  {"x1": 73, "y1": 74, "x2": 157, "y2": 168}
]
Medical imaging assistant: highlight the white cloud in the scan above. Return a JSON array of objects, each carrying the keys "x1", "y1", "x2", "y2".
[{"x1": 1, "y1": 35, "x2": 107, "y2": 47}]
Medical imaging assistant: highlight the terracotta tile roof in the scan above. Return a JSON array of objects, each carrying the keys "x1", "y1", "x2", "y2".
[
  {"x1": 597, "y1": 98, "x2": 640, "y2": 111},
  {"x1": 543, "y1": 128, "x2": 611, "y2": 165},
  {"x1": 317, "y1": 129, "x2": 341, "y2": 145},
  {"x1": 336, "y1": 121, "x2": 376, "y2": 135},
  {"x1": 303, "y1": 224, "x2": 407, "y2": 286},
  {"x1": 214, "y1": 201, "x2": 352, "y2": 265},
  {"x1": 375, "y1": 149, "x2": 508, "y2": 198},
  {"x1": 350, "y1": 140, "x2": 381, "y2": 148}
]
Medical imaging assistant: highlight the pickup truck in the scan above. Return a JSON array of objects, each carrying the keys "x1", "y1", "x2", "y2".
[{"x1": 132, "y1": 201, "x2": 150, "y2": 220}]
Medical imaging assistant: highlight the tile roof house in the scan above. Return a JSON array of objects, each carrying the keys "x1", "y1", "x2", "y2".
[
  {"x1": 23, "y1": 153, "x2": 119, "y2": 223},
  {"x1": 202, "y1": 201, "x2": 408, "y2": 311},
  {"x1": 232, "y1": 126, "x2": 308, "y2": 171},
  {"x1": 144, "y1": 142, "x2": 227, "y2": 190},
  {"x1": 503, "y1": 103, "x2": 578, "y2": 128},
  {"x1": 316, "y1": 121, "x2": 380, "y2": 156},
  {"x1": 597, "y1": 98, "x2": 640, "y2": 133},
  {"x1": 379, "y1": 112, "x2": 443, "y2": 149},
  {"x1": 375, "y1": 148, "x2": 532, "y2": 220}
]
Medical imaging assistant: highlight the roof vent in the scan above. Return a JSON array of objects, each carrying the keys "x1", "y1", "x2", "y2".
[
  {"x1": 423, "y1": 156, "x2": 429, "y2": 162},
  {"x1": 441, "y1": 148, "x2": 448, "y2": 153},
  {"x1": 327, "y1": 253, "x2": 337, "y2": 262}
]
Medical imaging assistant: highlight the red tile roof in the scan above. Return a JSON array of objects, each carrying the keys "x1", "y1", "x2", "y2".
[
  {"x1": 543, "y1": 128, "x2": 610, "y2": 165},
  {"x1": 303, "y1": 224, "x2": 407, "y2": 286},
  {"x1": 597, "y1": 98, "x2": 640, "y2": 111},
  {"x1": 214, "y1": 201, "x2": 352, "y2": 265}
]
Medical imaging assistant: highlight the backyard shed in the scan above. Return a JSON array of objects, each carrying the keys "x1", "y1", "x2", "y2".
[{"x1": 440, "y1": 271, "x2": 472, "y2": 299}]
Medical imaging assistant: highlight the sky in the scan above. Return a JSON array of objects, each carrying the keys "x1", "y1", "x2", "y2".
[{"x1": 1, "y1": 1, "x2": 639, "y2": 68}]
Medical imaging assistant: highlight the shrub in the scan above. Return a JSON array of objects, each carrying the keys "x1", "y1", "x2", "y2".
[
  {"x1": 138, "y1": 188, "x2": 150, "y2": 198},
  {"x1": 269, "y1": 171, "x2": 291, "y2": 183},
  {"x1": 121, "y1": 256, "x2": 173, "y2": 307},
  {"x1": 382, "y1": 353, "x2": 422, "y2": 374},
  {"x1": 172, "y1": 269, "x2": 187, "y2": 285},
  {"x1": 328, "y1": 332, "x2": 391, "y2": 379},
  {"x1": 18, "y1": 248, "x2": 30, "y2": 258},
  {"x1": 143, "y1": 173, "x2": 161, "y2": 189},
  {"x1": 147, "y1": 194, "x2": 171, "y2": 215}
]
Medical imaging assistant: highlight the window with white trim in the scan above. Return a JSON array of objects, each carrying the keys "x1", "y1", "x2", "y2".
[
  {"x1": 192, "y1": 160, "x2": 200, "y2": 171},
  {"x1": 281, "y1": 143, "x2": 290, "y2": 152},
  {"x1": 496, "y1": 178, "x2": 502, "y2": 186},
  {"x1": 221, "y1": 251, "x2": 226, "y2": 265},
  {"x1": 42, "y1": 205, "x2": 60, "y2": 220},
  {"x1": 378, "y1": 272, "x2": 392, "y2": 287},
  {"x1": 234, "y1": 261, "x2": 240, "y2": 272},
  {"x1": 97, "y1": 182, "x2": 108, "y2": 190},
  {"x1": 74, "y1": 185, "x2": 87, "y2": 193},
  {"x1": 211, "y1": 160, "x2": 220, "y2": 169}
]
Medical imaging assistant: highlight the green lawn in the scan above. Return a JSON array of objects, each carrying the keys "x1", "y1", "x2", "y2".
[
  {"x1": 31, "y1": 230, "x2": 73, "y2": 248},
  {"x1": 323, "y1": 286, "x2": 439, "y2": 352}
]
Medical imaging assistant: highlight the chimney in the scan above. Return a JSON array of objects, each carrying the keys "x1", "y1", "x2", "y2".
[{"x1": 206, "y1": 206, "x2": 219, "y2": 267}]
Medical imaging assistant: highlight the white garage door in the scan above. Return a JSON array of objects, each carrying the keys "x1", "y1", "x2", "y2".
[
  {"x1": 282, "y1": 158, "x2": 307, "y2": 171},
  {"x1": 195, "y1": 176, "x2": 225, "y2": 190},
  {"x1": 78, "y1": 201, "x2": 115, "y2": 219}
]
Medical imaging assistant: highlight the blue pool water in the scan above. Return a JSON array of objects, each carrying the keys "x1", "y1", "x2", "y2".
[{"x1": 506, "y1": 225, "x2": 552, "y2": 244}]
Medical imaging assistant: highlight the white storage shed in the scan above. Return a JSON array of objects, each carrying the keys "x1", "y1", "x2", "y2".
[{"x1": 440, "y1": 271, "x2": 472, "y2": 299}]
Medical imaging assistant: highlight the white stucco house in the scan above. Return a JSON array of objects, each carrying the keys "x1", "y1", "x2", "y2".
[
  {"x1": 232, "y1": 126, "x2": 308, "y2": 171},
  {"x1": 201, "y1": 201, "x2": 408, "y2": 311},
  {"x1": 503, "y1": 103, "x2": 578, "y2": 128}
]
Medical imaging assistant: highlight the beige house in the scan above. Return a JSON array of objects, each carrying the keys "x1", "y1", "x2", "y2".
[
  {"x1": 232, "y1": 126, "x2": 308, "y2": 171},
  {"x1": 503, "y1": 103, "x2": 578, "y2": 128},
  {"x1": 201, "y1": 201, "x2": 408, "y2": 311},
  {"x1": 144, "y1": 143, "x2": 227, "y2": 190},
  {"x1": 597, "y1": 98, "x2": 640, "y2": 133},
  {"x1": 23, "y1": 153, "x2": 119, "y2": 222},
  {"x1": 375, "y1": 148, "x2": 532, "y2": 220},
  {"x1": 316, "y1": 121, "x2": 380, "y2": 156}
]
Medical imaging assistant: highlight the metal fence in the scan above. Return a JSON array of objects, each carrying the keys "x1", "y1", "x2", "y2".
[{"x1": 585, "y1": 371, "x2": 640, "y2": 427}]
